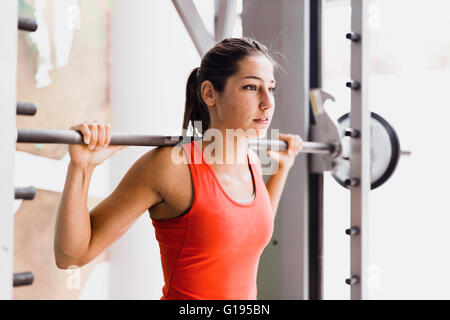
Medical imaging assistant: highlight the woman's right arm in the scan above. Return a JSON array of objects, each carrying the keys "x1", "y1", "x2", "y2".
[{"x1": 54, "y1": 121, "x2": 166, "y2": 269}]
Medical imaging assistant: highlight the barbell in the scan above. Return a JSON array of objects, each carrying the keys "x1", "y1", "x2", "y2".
[
  {"x1": 16, "y1": 88, "x2": 409, "y2": 190},
  {"x1": 16, "y1": 128, "x2": 333, "y2": 154},
  {"x1": 15, "y1": 113, "x2": 407, "y2": 190}
]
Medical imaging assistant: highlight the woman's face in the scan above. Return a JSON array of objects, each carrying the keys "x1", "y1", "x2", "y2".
[{"x1": 206, "y1": 54, "x2": 276, "y2": 139}]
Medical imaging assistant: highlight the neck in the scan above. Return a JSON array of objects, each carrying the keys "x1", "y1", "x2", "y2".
[{"x1": 200, "y1": 127, "x2": 249, "y2": 166}]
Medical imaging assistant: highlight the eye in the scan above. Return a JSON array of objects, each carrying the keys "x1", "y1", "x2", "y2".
[
  {"x1": 243, "y1": 84, "x2": 276, "y2": 94},
  {"x1": 243, "y1": 84, "x2": 257, "y2": 91}
]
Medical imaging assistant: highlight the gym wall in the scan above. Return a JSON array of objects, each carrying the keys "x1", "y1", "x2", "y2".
[{"x1": 14, "y1": 0, "x2": 110, "y2": 300}]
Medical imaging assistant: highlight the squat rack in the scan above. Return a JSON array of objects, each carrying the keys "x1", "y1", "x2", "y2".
[{"x1": 0, "y1": 0, "x2": 371, "y2": 299}]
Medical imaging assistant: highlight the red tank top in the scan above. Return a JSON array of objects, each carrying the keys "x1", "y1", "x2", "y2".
[{"x1": 151, "y1": 139, "x2": 274, "y2": 300}]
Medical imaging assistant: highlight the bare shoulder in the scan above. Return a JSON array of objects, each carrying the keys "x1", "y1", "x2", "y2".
[{"x1": 144, "y1": 144, "x2": 190, "y2": 201}]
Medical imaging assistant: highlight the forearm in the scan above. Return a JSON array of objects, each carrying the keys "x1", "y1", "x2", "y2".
[
  {"x1": 54, "y1": 161, "x2": 95, "y2": 267},
  {"x1": 265, "y1": 166, "x2": 290, "y2": 217}
]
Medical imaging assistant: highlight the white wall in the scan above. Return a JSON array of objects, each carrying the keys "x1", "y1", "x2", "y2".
[
  {"x1": 108, "y1": 0, "x2": 214, "y2": 299},
  {"x1": 322, "y1": 0, "x2": 450, "y2": 299}
]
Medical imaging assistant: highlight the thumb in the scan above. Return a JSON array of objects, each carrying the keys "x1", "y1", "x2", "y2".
[
  {"x1": 267, "y1": 149, "x2": 280, "y2": 162},
  {"x1": 109, "y1": 145, "x2": 128, "y2": 151}
]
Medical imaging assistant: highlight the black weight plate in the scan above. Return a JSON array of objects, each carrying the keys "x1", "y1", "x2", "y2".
[{"x1": 332, "y1": 112, "x2": 401, "y2": 190}]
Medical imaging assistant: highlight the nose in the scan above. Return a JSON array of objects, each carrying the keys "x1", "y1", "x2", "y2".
[{"x1": 259, "y1": 87, "x2": 274, "y2": 111}]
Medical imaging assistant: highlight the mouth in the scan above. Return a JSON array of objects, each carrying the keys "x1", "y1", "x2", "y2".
[{"x1": 253, "y1": 117, "x2": 270, "y2": 125}]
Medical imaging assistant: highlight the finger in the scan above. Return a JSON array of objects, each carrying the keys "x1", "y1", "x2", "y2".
[
  {"x1": 290, "y1": 135, "x2": 298, "y2": 152},
  {"x1": 96, "y1": 123, "x2": 106, "y2": 150},
  {"x1": 70, "y1": 122, "x2": 91, "y2": 145},
  {"x1": 293, "y1": 135, "x2": 303, "y2": 154},
  {"x1": 267, "y1": 149, "x2": 280, "y2": 162},
  {"x1": 281, "y1": 133, "x2": 296, "y2": 153},
  {"x1": 288, "y1": 147, "x2": 294, "y2": 156},
  {"x1": 275, "y1": 133, "x2": 288, "y2": 150},
  {"x1": 278, "y1": 133, "x2": 295, "y2": 147},
  {"x1": 104, "y1": 123, "x2": 112, "y2": 147},
  {"x1": 88, "y1": 122, "x2": 98, "y2": 150},
  {"x1": 278, "y1": 132, "x2": 294, "y2": 139}
]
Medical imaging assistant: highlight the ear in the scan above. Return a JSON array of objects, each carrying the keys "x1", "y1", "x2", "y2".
[{"x1": 200, "y1": 80, "x2": 216, "y2": 107}]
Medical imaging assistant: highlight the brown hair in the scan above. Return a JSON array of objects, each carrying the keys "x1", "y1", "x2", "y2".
[{"x1": 182, "y1": 37, "x2": 279, "y2": 137}]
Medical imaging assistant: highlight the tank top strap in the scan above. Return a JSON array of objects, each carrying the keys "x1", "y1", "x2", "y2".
[
  {"x1": 180, "y1": 139, "x2": 209, "y2": 196},
  {"x1": 182, "y1": 139, "x2": 233, "y2": 201},
  {"x1": 181, "y1": 139, "x2": 203, "y2": 165},
  {"x1": 180, "y1": 140, "x2": 198, "y2": 184}
]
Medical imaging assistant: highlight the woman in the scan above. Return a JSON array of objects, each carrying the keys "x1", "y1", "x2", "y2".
[{"x1": 54, "y1": 38, "x2": 304, "y2": 300}]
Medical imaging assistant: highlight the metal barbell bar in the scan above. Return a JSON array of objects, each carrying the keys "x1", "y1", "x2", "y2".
[
  {"x1": 17, "y1": 102, "x2": 37, "y2": 116},
  {"x1": 13, "y1": 272, "x2": 34, "y2": 287},
  {"x1": 18, "y1": 17, "x2": 38, "y2": 32},
  {"x1": 16, "y1": 128, "x2": 336, "y2": 155},
  {"x1": 15, "y1": 186, "x2": 35, "y2": 200}
]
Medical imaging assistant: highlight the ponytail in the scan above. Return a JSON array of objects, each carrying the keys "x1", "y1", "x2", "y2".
[{"x1": 182, "y1": 67, "x2": 210, "y2": 137}]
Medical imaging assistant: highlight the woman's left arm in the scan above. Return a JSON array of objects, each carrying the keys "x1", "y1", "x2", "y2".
[{"x1": 265, "y1": 133, "x2": 304, "y2": 218}]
